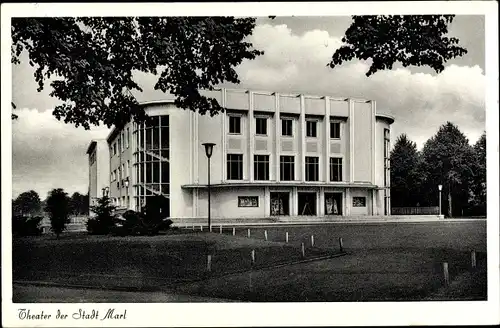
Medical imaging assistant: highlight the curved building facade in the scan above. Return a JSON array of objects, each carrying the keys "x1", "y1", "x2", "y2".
[{"x1": 87, "y1": 88, "x2": 394, "y2": 221}]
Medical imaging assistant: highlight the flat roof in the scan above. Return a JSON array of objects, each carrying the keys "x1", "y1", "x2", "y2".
[{"x1": 375, "y1": 113, "x2": 395, "y2": 125}]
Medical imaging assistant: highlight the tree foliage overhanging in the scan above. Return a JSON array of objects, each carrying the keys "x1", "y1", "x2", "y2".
[{"x1": 11, "y1": 15, "x2": 467, "y2": 129}]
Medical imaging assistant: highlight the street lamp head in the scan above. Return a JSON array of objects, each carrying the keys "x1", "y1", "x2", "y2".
[
  {"x1": 202, "y1": 143, "x2": 216, "y2": 158},
  {"x1": 438, "y1": 184, "x2": 442, "y2": 191}
]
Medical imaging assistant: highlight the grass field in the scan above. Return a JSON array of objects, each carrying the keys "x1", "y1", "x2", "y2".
[{"x1": 12, "y1": 221, "x2": 487, "y2": 302}]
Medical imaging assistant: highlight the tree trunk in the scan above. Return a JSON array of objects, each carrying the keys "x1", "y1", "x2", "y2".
[{"x1": 448, "y1": 188, "x2": 453, "y2": 218}]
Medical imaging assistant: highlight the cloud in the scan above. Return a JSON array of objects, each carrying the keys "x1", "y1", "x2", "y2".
[
  {"x1": 234, "y1": 24, "x2": 486, "y2": 148},
  {"x1": 12, "y1": 108, "x2": 110, "y2": 199}
]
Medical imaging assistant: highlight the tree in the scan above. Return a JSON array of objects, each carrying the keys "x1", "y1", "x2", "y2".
[
  {"x1": 11, "y1": 17, "x2": 262, "y2": 128},
  {"x1": 45, "y1": 188, "x2": 71, "y2": 238},
  {"x1": 329, "y1": 15, "x2": 467, "y2": 76},
  {"x1": 469, "y1": 132, "x2": 486, "y2": 215},
  {"x1": 11, "y1": 16, "x2": 466, "y2": 128},
  {"x1": 420, "y1": 122, "x2": 475, "y2": 217},
  {"x1": 69, "y1": 192, "x2": 89, "y2": 216},
  {"x1": 12, "y1": 190, "x2": 42, "y2": 217},
  {"x1": 390, "y1": 134, "x2": 421, "y2": 207},
  {"x1": 87, "y1": 195, "x2": 116, "y2": 234}
]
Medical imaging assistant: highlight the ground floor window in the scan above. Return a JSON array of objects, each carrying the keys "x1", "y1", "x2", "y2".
[
  {"x1": 353, "y1": 196, "x2": 366, "y2": 207},
  {"x1": 298, "y1": 192, "x2": 316, "y2": 215},
  {"x1": 325, "y1": 192, "x2": 342, "y2": 215},
  {"x1": 270, "y1": 192, "x2": 290, "y2": 215}
]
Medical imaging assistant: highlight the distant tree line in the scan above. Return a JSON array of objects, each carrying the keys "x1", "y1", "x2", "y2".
[
  {"x1": 12, "y1": 189, "x2": 89, "y2": 237},
  {"x1": 390, "y1": 122, "x2": 486, "y2": 217}
]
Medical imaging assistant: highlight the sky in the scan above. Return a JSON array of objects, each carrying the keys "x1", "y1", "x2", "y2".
[{"x1": 10, "y1": 15, "x2": 486, "y2": 199}]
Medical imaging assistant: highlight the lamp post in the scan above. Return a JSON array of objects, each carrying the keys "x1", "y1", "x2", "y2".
[
  {"x1": 202, "y1": 143, "x2": 216, "y2": 231},
  {"x1": 438, "y1": 184, "x2": 443, "y2": 218}
]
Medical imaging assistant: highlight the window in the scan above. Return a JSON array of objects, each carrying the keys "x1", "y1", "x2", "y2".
[
  {"x1": 281, "y1": 119, "x2": 293, "y2": 136},
  {"x1": 329, "y1": 157, "x2": 343, "y2": 182},
  {"x1": 306, "y1": 120, "x2": 317, "y2": 137},
  {"x1": 353, "y1": 197, "x2": 366, "y2": 207},
  {"x1": 126, "y1": 160, "x2": 130, "y2": 177},
  {"x1": 280, "y1": 156, "x2": 295, "y2": 181},
  {"x1": 330, "y1": 122, "x2": 341, "y2": 139},
  {"x1": 126, "y1": 128, "x2": 130, "y2": 148},
  {"x1": 254, "y1": 155, "x2": 269, "y2": 180},
  {"x1": 238, "y1": 196, "x2": 259, "y2": 207},
  {"x1": 255, "y1": 117, "x2": 267, "y2": 135},
  {"x1": 229, "y1": 116, "x2": 241, "y2": 134},
  {"x1": 227, "y1": 154, "x2": 243, "y2": 180},
  {"x1": 113, "y1": 143, "x2": 117, "y2": 156},
  {"x1": 305, "y1": 156, "x2": 319, "y2": 181}
]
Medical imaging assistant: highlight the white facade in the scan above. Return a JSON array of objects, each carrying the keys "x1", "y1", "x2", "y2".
[{"x1": 87, "y1": 88, "x2": 394, "y2": 221}]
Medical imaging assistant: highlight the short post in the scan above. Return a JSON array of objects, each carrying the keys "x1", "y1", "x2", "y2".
[
  {"x1": 232, "y1": 227, "x2": 236, "y2": 236},
  {"x1": 339, "y1": 237, "x2": 344, "y2": 252},
  {"x1": 285, "y1": 232, "x2": 289, "y2": 243},
  {"x1": 192, "y1": 224, "x2": 195, "y2": 230},
  {"x1": 200, "y1": 225, "x2": 203, "y2": 231},
  {"x1": 219, "y1": 225, "x2": 222, "y2": 234},
  {"x1": 442, "y1": 262, "x2": 449, "y2": 287},
  {"x1": 251, "y1": 249, "x2": 256, "y2": 266},
  {"x1": 471, "y1": 250, "x2": 477, "y2": 269},
  {"x1": 209, "y1": 224, "x2": 212, "y2": 232},
  {"x1": 311, "y1": 235, "x2": 315, "y2": 247},
  {"x1": 264, "y1": 230, "x2": 268, "y2": 241},
  {"x1": 247, "y1": 228, "x2": 251, "y2": 238},
  {"x1": 301, "y1": 243, "x2": 305, "y2": 258},
  {"x1": 207, "y1": 255, "x2": 212, "y2": 272}
]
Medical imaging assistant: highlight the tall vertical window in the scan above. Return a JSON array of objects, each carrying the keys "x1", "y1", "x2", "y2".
[
  {"x1": 126, "y1": 160, "x2": 129, "y2": 177},
  {"x1": 329, "y1": 157, "x2": 343, "y2": 182},
  {"x1": 330, "y1": 121, "x2": 341, "y2": 139},
  {"x1": 255, "y1": 117, "x2": 267, "y2": 135},
  {"x1": 227, "y1": 154, "x2": 243, "y2": 180},
  {"x1": 384, "y1": 128, "x2": 391, "y2": 215},
  {"x1": 282, "y1": 119, "x2": 293, "y2": 136},
  {"x1": 126, "y1": 128, "x2": 130, "y2": 148},
  {"x1": 280, "y1": 156, "x2": 295, "y2": 181},
  {"x1": 254, "y1": 155, "x2": 269, "y2": 180},
  {"x1": 229, "y1": 116, "x2": 241, "y2": 134},
  {"x1": 113, "y1": 143, "x2": 117, "y2": 156},
  {"x1": 306, "y1": 120, "x2": 317, "y2": 137},
  {"x1": 305, "y1": 156, "x2": 319, "y2": 181}
]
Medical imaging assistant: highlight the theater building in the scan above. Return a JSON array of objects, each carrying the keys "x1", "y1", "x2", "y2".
[{"x1": 87, "y1": 88, "x2": 394, "y2": 221}]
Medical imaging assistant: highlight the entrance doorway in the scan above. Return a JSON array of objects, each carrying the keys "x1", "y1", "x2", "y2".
[
  {"x1": 270, "y1": 192, "x2": 290, "y2": 216},
  {"x1": 298, "y1": 192, "x2": 317, "y2": 216},
  {"x1": 325, "y1": 192, "x2": 342, "y2": 215}
]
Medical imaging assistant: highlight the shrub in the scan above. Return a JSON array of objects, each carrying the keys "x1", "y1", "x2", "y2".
[
  {"x1": 12, "y1": 215, "x2": 43, "y2": 236},
  {"x1": 87, "y1": 196, "x2": 117, "y2": 235},
  {"x1": 111, "y1": 210, "x2": 173, "y2": 236}
]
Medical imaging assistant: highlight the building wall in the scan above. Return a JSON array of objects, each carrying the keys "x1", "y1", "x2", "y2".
[{"x1": 91, "y1": 88, "x2": 394, "y2": 219}]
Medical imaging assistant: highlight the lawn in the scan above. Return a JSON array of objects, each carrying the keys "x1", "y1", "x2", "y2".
[{"x1": 12, "y1": 221, "x2": 487, "y2": 302}]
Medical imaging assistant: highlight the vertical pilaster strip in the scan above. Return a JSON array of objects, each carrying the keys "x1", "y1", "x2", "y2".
[
  {"x1": 221, "y1": 88, "x2": 227, "y2": 182},
  {"x1": 189, "y1": 110, "x2": 193, "y2": 184},
  {"x1": 249, "y1": 91, "x2": 255, "y2": 181},
  {"x1": 371, "y1": 100, "x2": 376, "y2": 185},
  {"x1": 345, "y1": 188, "x2": 351, "y2": 216},
  {"x1": 300, "y1": 95, "x2": 306, "y2": 182},
  {"x1": 275, "y1": 93, "x2": 280, "y2": 181},
  {"x1": 194, "y1": 106, "x2": 199, "y2": 184},
  {"x1": 292, "y1": 186, "x2": 298, "y2": 216},
  {"x1": 319, "y1": 187, "x2": 325, "y2": 216},
  {"x1": 324, "y1": 96, "x2": 330, "y2": 182},
  {"x1": 348, "y1": 99, "x2": 354, "y2": 183},
  {"x1": 264, "y1": 186, "x2": 270, "y2": 217}
]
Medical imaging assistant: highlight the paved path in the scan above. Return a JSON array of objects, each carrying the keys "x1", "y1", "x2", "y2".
[{"x1": 12, "y1": 283, "x2": 239, "y2": 303}]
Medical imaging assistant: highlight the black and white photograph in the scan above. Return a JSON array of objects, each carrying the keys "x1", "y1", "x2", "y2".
[{"x1": 2, "y1": 2, "x2": 499, "y2": 327}]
